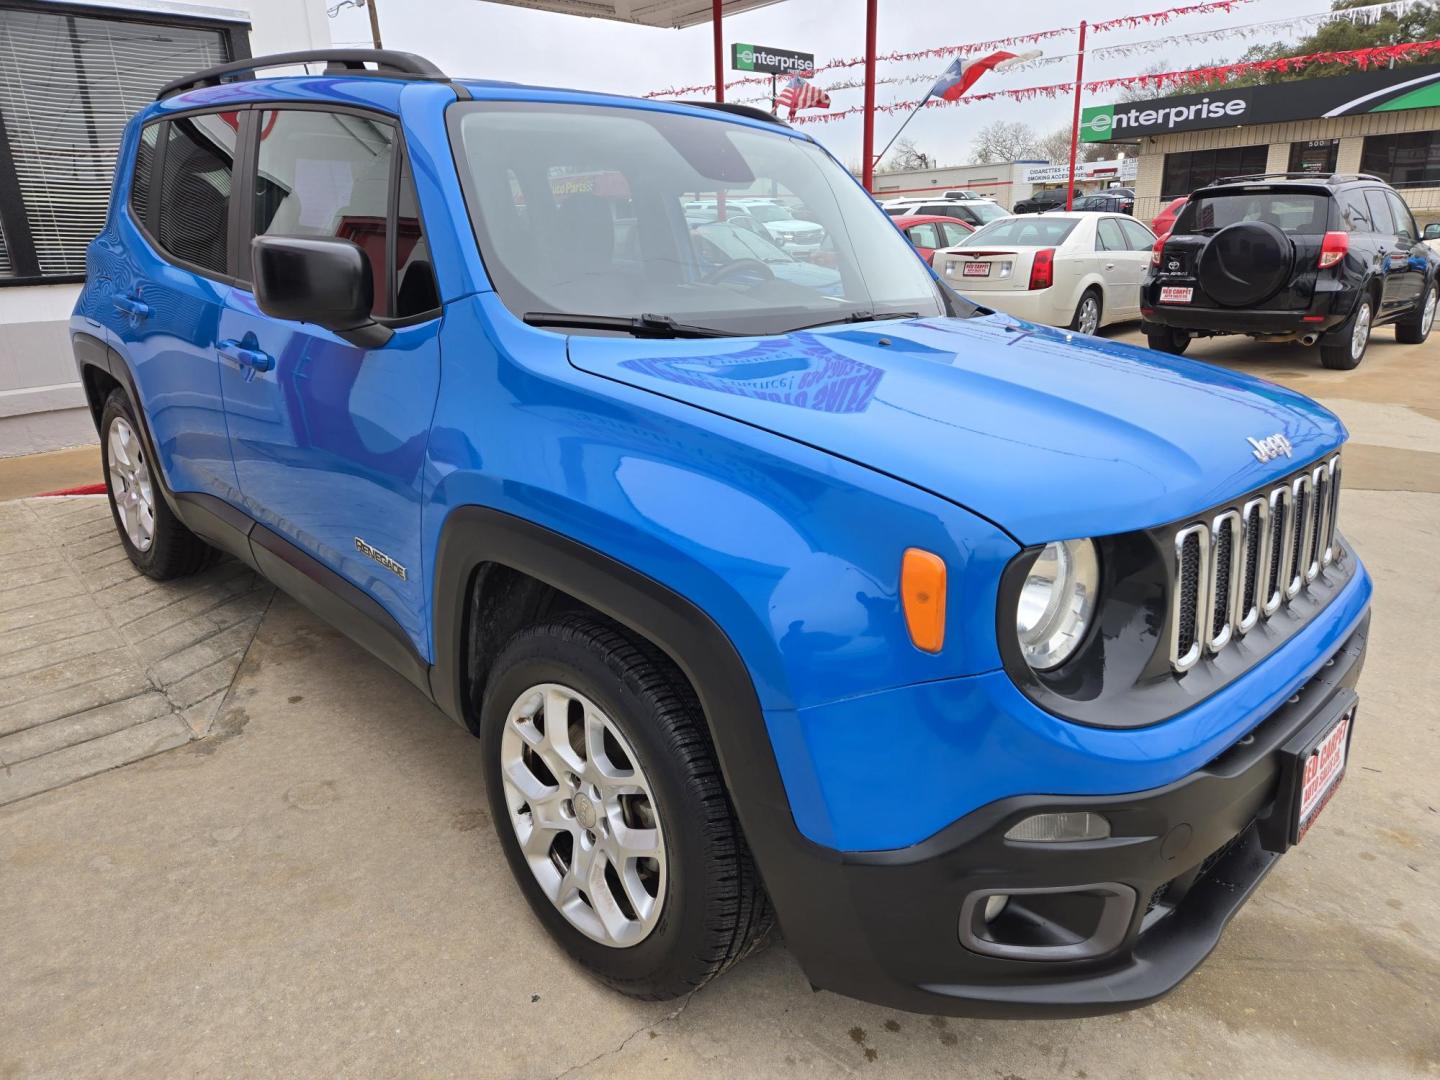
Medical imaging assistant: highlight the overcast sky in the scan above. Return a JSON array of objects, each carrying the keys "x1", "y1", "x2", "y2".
[{"x1": 330, "y1": 0, "x2": 1329, "y2": 165}]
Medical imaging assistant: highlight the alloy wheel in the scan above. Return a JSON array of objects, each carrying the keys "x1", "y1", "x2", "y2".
[
  {"x1": 1352, "y1": 301, "x2": 1372, "y2": 361},
  {"x1": 107, "y1": 415, "x2": 155, "y2": 552},
  {"x1": 500, "y1": 683, "x2": 666, "y2": 947},
  {"x1": 1423, "y1": 287, "x2": 1437, "y2": 336},
  {"x1": 1078, "y1": 296, "x2": 1100, "y2": 336}
]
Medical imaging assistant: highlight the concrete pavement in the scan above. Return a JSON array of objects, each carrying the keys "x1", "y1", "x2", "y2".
[{"x1": 1, "y1": 325, "x2": 1437, "y2": 1079}]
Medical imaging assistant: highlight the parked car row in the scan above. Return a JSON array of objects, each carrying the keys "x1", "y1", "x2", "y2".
[{"x1": 892, "y1": 171, "x2": 1440, "y2": 369}]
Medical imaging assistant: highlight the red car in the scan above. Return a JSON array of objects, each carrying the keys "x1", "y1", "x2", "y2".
[
  {"x1": 1151, "y1": 196, "x2": 1188, "y2": 238},
  {"x1": 893, "y1": 214, "x2": 975, "y2": 262}
]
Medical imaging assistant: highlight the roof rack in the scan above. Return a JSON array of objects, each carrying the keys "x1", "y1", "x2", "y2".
[
  {"x1": 1210, "y1": 171, "x2": 1386, "y2": 187},
  {"x1": 157, "y1": 49, "x2": 446, "y2": 100},
  {"x1": 674, "y1": 100, "x2": 791, "y2": 127}
]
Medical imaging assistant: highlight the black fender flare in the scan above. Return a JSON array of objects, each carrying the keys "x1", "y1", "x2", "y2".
[{"x1": 427, "y1": 505, "x2": 849, "y2": 945}]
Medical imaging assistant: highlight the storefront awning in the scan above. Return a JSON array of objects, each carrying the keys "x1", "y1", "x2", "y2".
[{"x1": 476, "y1": 0, "x2": 783, "y2": 29}]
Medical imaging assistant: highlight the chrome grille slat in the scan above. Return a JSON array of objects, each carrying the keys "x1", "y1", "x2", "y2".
[
  {"x1": 1207, "y1": 510, "x2": 1241, "y2": 653},
  {"x1": 1172, "y1": 524, "x2": 1210, "y2": 673},
  {"x1": 1169, "y1": 455, "x2": 1343, "y2": 673}
]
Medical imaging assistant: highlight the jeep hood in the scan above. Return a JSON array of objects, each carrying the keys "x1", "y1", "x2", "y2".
[{"x1": 566, "y1": 313, "x2": 1346, "y2": 543}]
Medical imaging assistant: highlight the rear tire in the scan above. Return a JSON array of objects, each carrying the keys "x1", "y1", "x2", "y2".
[
  {"x1": 1395, "y1": 281, "x2": 1437, "y2": 345},
  {"x1": 100, "y1": 388, "x2": 217, "y2": 580},
  {"x1": 1070, "y1": 289, "x2": 1102, "y2": 336},
  {"x1": 1145, "y1": 326, "x2": 1190, "y2": 355},
  {"x1": 1320, "y1": 294, "x2": 1373, "y2": 370},
  {"x1": 480, "y1": 614, "x2": 772, "y2": 1000}
]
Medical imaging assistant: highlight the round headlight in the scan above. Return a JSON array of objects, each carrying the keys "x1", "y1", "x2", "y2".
[{"x1": 1015, "y1": 539, "x2": 1100, "y2": 671}]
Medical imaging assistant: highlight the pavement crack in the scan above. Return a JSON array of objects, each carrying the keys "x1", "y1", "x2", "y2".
[{"x1": 546, "y1": 992, "x2": 694, "y2": 1080}]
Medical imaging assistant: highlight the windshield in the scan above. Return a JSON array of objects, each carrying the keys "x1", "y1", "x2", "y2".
[
  {"x1": 1178, "y1": 192, "x2": 1330, "y2": 235},
  {"x1": 452, "y1": 102, "x2": 948, "y2": 335},
  {"x1": 962, "y1": 217, "x2": 1078, "y2": 246}
]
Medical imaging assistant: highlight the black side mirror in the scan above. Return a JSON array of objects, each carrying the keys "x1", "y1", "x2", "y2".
[
  {"x1": 1423, "y1": 223, "x2": 1440, "y2": 241},
  {"x1": 252, "y1": 235, "x2": 393, "y2": 348}
]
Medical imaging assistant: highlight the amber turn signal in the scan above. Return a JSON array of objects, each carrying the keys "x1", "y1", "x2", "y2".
[{"x1": 901, "y1": 548, "x2": 947, "y2": 653}]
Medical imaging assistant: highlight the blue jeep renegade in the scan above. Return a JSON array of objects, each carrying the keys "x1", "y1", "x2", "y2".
[{"x1": 72, "y1": 51, "x2": 1372, "y2": 1017}]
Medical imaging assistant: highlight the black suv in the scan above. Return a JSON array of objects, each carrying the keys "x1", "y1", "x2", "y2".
[
  {"x1": 1141, "y1": 173, "x2": 1439, "y2": 369},
  {"x1": 1012, "y1": 186, "x2": 1073, "y2": 214}
]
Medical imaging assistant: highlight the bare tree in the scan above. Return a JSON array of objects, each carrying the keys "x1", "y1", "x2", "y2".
[
  {"x1": 876, "y1": 137, "x2": 931, "y2": 174},
  {"x1": 969, "y1": 121, "x2": 1039, "y2": 165},
  {"x1": 1035, "y1": 126, "x2": 1074, "y2": 164}
]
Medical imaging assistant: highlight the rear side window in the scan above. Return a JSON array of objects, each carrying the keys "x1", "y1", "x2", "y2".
[
  {"x1": 963, "y1": 217, "x2": 1077, "y2": 246},
  {"x1": 155, "y1": 114, "x2": 238, "y2": 277},
  {"x1": 1339, "y1": 191, "x2": 1373, "y2": 232},
  {"x1": 130, "y1": 122, "x2": 161, "y2": 228},
  {"x1": 940, "y1": 221, "x2": 970, "y2": 246},
  {"x1": 1178, "y1": 192, "x2": 1329, "y2": 236},
  {"x1": 1364, "y1": 190, "x2": 1395, "y2": 236},
  {"x1": 907, "y1": 223, "x2": 940, "y2": 248},
  {"x1": 1096, "y1": 217, "x2": 1126, "y2": 251},
  {"x1": 252, "y1": 110, "x2": 397, "y2": 316}
]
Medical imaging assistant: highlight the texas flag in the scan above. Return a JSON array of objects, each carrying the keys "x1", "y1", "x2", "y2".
[{"x1": 929, "y1": 49, "x2": 1039, "y2": 102}]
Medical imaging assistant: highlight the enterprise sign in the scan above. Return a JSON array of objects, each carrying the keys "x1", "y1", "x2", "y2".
[
  {"x1": 731, "y1": 42, "x2": 814, "y2": 76},
  {"x1": 1082, "y1": 63, "x2": 1440, "y2": 142}
]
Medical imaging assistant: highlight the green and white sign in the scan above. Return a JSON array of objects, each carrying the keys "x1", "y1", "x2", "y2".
[
  {"x1": 1082, "y1": 64, "x2": 1440, "y2": 142},
  {"x1": 731, "y1": 43, "x2": 814, "y2": 77}
]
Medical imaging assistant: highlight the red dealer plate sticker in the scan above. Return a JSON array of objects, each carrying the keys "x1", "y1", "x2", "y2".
[
  {"x1": 1296, "y1": 709, "x2": 1353, "y2": 842},
  {"x1": 961, "y1": 262, "x2": 991, "y2": 277},
  {"x1": 1160, "y1": 286, "x2": 1193, "y2": 303}
]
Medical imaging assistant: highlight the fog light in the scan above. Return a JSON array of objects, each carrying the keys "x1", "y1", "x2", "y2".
[
  {"x1": 983, "y1": 894, "x2": 1009, "y2": 922},
  {"x1": 1005, "y1": 812, "x2": 1110, "y2": 843}
]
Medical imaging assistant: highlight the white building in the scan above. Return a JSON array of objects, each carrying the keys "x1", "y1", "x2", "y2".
[
  {"x1": 868, "y1": 157, "x2": 1137, "y2": 210},
  {"x1": 0, "y1": 0, "x2": 331, "y2": 454}
]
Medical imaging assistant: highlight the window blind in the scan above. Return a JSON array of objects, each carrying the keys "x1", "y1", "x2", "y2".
[{"x1": 0, "y1": 8, "x2": 231, "y2": 278}]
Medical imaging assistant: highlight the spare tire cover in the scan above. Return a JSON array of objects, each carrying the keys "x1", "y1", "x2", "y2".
[{"x1": 1197, "y1": 221, "x2": 1294, "y2": 307}]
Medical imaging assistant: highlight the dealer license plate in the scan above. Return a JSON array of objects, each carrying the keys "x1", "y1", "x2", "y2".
[
  {"x1": 1295, "y1": 707, "x2": 1353, "y2": 842},
  {"x1": 961, "y1": 262, "x2": 991, "y2": 277},
  {"x1": 1159, "y1": 286, "x2": 1193, "y2": 304}
]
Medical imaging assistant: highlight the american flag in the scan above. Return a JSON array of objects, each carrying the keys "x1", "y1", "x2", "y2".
[{"x1": 776, "y1": 76, "x2": 830, "y2": 121}]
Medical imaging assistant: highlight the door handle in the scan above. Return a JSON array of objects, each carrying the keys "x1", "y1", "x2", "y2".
[
  {"x1": 1104, "y1": 263, "x2": 1116, "y2": 270},
  {"x1": 112, "y1": 295, "x2": 150, "y2": 320},
  {"x1": 217, "y1": 338, "x2": 275, "y2": 374}
]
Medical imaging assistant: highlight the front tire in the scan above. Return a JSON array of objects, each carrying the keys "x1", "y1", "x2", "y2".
[
  {"x1": 100, "y1": 388, "x2": 216, "y2": 579},
  {"x1": 1320, "y1": 294, "x2": 1374, "y2": 369},
  {"x1": 1395, "y1": 281, "x2": 1437, "y2": 344},
  {"x1": 1070, "y1": 288, "x2": 1102, "y2": 335},
  {"x1": 480, "y1": 614, "x2": 772, "y2": 1000}
]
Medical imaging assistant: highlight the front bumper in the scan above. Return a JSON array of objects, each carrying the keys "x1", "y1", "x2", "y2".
[{"x1": 764, "y1": 614, "x2": 1368, "y2": 1018}]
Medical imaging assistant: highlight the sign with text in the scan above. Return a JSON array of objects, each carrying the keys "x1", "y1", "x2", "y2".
[
  {"x1": 1082, "y1": 63, "x2": 1440, "y2": 142},
  {"x1": 731, "y1": 43, "x2": 814, "y2": 76}
]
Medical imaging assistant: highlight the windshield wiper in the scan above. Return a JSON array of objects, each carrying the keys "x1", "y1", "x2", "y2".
[
  {"x1": 782, "y1": 310, "x2": 921, "y2": 333},
  {"x1": 523, "y1": 311, "x2": 739, "y2": 339}
]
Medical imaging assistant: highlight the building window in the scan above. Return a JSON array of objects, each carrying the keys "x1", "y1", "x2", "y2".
[
  {"x1": 1289, "y1": 139, "x2": 1339, "y2": 175},
  {"x1": 1360, "y1": 131, "x2": 1440, "y2": 188},
  {"x1": 0, "y1": 4, "x2": 247, "y2": 284},
  {"x1": 1160, "y1": 145, "x2": 1268, "y2": 200}
]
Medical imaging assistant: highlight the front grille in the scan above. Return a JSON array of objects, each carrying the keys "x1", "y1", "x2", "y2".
[{"x1": 1169, "y1": 454, "x2": 1342, "y2": 673}]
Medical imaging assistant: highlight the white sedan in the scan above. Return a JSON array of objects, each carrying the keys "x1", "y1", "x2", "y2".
[{"x1": 933, "y1": 212, "x2": 1156, "y2": 334}]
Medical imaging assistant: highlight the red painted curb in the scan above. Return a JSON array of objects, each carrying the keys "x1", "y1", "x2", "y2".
[{"x1": 36, "y1": 483, "x2": 107, "y2": 497}]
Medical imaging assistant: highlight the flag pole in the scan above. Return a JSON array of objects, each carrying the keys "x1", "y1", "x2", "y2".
[
  {"x1": 1066, "y1": 20, "x2": 1087, "y2": 210},
  {"x1": 874, "y1": 95, "x2": 930, "y2": 170},
  {"x1": 861, "y1": 0, "x2": 878, "y2": 192}
]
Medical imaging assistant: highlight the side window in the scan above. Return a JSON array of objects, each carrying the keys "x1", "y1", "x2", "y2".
[
  {"x1": 1339, "y1": 191, "x2": 1372, "y2": 232},
  {"x1": 1365, "y1": 190, "x2": 1396, "y2": 237},
  {"x1": 130, "y1": 122, "x2": 161, "y2": 229},
  {"x1": 1387, "y1": 192, "x2": 1417, "y2": 243},
  {"x1": 1119, "y1": 218, "x2": 1154, "y2": 250},
  {"x1": 907, "y1": 223, "x2": 940, "y2": 249},
  {"x1": 394, "y1": 156, "x2": 439, "y2": 318},
  {"x1": 941, "y1": 221, "x2": 970, "y2": 246},
  {"x1": 252, "y1": 109, "x2": 397, "y2": 316},
  {"x1": 1096, "y1": 217, "x2": 1126, "y2": 252},
  {"x1": 155, "y1": 113, "x2": 238, "y2": 277}
]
